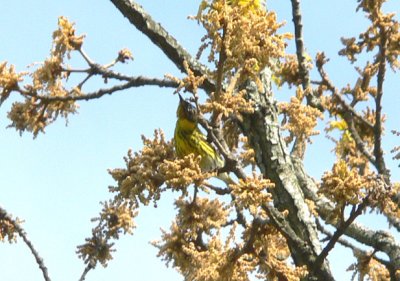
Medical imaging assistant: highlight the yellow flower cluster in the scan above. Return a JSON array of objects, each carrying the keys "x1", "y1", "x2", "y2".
[
  {"x1": 174, "y1": 197, "x2": 230, "y2": 235},
  {"x1": 98, "y1": 201, "x2": 137, "y2": 239},
  {"x1": 319, "y1": 160, "x2": 393, "y2": 220},
  {"x1": 244, "y1": 225, "x2": 307, "y2": 281},
  {"x1": 166, "y1": 61, "x2": 206, "y2": 96},
  {"x1": 76, "y1": 233, "x2": 114, "y2": 267},
  {"x1": 273, "y1": 54, "x2": 313, "y2": 88}
]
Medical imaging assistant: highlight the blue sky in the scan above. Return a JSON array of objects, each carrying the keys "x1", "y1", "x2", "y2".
[{"x1": 0, "y1": 1, "x2": 399, "y2": 280}]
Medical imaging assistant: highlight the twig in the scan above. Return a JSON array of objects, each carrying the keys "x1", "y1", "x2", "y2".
[
  {"x1": 290, "y1": 0, "x2": 310, "y2": 92},
  {"x1": 317, "y1": 219, "x2": 396, "y2": 278},
  {"x1": 313, "y1": 197, "x2": 368, "y2": 272},
  {"x1": 20, "y1": 76, "x2": 179, "y2": 102},
  {"x1": 316, "y1": 56, "x2": 374, "y2": 131},
  {"x1": 78, "y1": 263, "x2": 95, "y2": 281},
  {"x1": 373, "y1": 26, "x2": 388, "y2": 178},
  {"x1": 290, "y1": 0, "x2": 324, "y2": 158},
  {"x1": 0, "y1": 206, "x2": 51, "y2": 281},
  {"x1": 203, "y1": 182, "x2": 231, "y2": 195},
  {"x1": 344, "y1": 114, "x2": 376, "y2": 165}
]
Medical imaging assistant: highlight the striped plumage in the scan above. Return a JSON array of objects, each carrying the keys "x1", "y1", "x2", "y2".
[{"x1": 174, "y1": 95, "x2": 233, "y2": 184}]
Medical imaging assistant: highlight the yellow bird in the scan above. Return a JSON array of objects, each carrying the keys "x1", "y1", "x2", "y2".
[{"x1": 174, "y1": 94, "x2": 233, "y2": 185}]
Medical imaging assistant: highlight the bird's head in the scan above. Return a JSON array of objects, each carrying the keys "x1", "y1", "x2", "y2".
[{"x1": 177, "y1": 94, "x2": 198, "y2": 123}]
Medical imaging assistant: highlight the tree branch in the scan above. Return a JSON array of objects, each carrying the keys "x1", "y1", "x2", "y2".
[
  {"x1": 374, "y1": 26, "x2": 388, "y2": 177},
  {"x1": 0, "y1": 206, "x2": 51, "y2": 281},
  {"x1": 240, "y1": 69, "x2": 334, "y2": 280},
  {"x1": 313, "y1": 197, "x2": 368, "y2": 272},
  {"x1": 110, "y1": 0, "x2": 215, "y2": 93},
  {"x1": 78, "y1": 263, "x2": 95, "y2": 281},
  {"x1": 317, "y1": 220, "x2": 397, "y2": 279},
  {"x1": 316, "y1": 56, "x2": 374, "y2": 131},
  {"x1": 292, "y1": 158, "x2": 400, "y2": 272},
  {"x1": 21, "y1": 76, "x2": 178, "y2": 102}
]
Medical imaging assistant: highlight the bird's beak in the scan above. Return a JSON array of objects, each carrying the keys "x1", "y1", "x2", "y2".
[{"x1": 178, "y1": 93, "x2": 184, "y2": 104}]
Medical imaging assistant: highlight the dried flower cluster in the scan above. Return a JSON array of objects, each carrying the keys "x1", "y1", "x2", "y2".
[
  {"x1": 347, "y1": 250, "x2": 392, "y2": 281},
  {"x1": 108, "y1": 129, "x2": 174, "y2": 207},
  {"x1": 253, "y1": 229, "x2": 308, "y2": 281},
  {"x1": 340, "y1": 0, "x2": 400, "y2": 70},
  {"x1": 77, "y1": 201, "x2": 137, "y2": 267},
  {"x1": 0, "y1": 62, "x2": 26, "y2": 104},
  {"x1": 200, "y1": 89, "x2": 254, "y2": 119},
  {"x1": 280, "y1": 88, "x2": 323, "y2": 144},
  {"x1": 1, "y1": 16, "x2": 134, "y2": 138},
  {"x1": 0, "y1": 216, "x2": 20, "y2": 243},
  {"x1": 154, "y1": 198, "x2": 306, "y2": 281},
  {"x1": 197, "y1": 0, "x2": 291, "y2": 85},
  {"x1": 230, "y1": 173, "x2": 274, "y2": 216},
  {"x1": 320, "y1": 159, "x2": 396, "y2": 222},
  {"x1": 1, "y1": 16, "x2": 84, "y2": 137},
  {"x1": 273, "y1": 54, "x2": 313, "y2": 88},
  {"x1": 78, "y1": 130, "x2": 172, "y2": 267},
  {"x1": 166, "y1": 61, "x2": 206, "y2": 96},
  {"x1": 160, "y1": 154, "x2": 214, "y2": 191},
  {"x1": 52, "y1": 16, "x2": 85, "y2": 59}
]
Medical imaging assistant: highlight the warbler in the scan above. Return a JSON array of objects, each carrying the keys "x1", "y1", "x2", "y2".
[{"x1": 174, "y1": 94, "x2": 233, "y2": 185}]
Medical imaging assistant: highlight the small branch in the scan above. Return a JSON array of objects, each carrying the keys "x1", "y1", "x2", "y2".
[
  {"x1": 78, "y1": 263, "x2": 95, "y2": 281},
  {"x1": 344, "y1": 114, "x2": 377, "y2": 165},
  {"x1": 313, "y1": 198, "x2": 368, "y2": 271},
  {"x1": 317, "y1": 220, "x2": 396, "y2": 278},
  {"x1": 21, "y1": 76, "x2": 179, "y2": 102},
  {"x1": 0, "y1": 206, "x2": 51, "y2": 281},
  {"x1": 79, "y1": 49, "x2": 94, "y2": 66},
  {"x1": 290, "y1": 0, "x2": 310, "y2": 92},
  {"x1": 203, "y1": 182, "x2": 231, "y2": 195},
  {"x1": 290, "y1": 0, "x2": 310, "y2": 158},
  {"x1": 316, "y1": 58, "x2": 374, "y2": 131},
  {"x1": 373, "y1": 26, "x2": 388, "y2": 178}
]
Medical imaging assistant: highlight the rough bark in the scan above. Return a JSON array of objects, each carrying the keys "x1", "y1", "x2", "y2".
[{"x1": 240, "y1": 69, "x2": 334, "y2": 280}]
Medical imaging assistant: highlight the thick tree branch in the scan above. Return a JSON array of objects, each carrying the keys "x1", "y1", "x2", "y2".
[
  {"x1": 240, "y1": 69, "x2": 334, "y2": 280},
  {"x1": 0, "y1": 206, "x2": 51, "y2": 281},
  {"x1": 110, "y1": 0, "x2": 215, "y2": 93}
]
